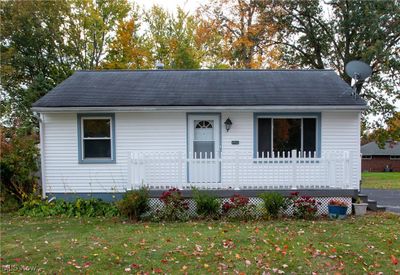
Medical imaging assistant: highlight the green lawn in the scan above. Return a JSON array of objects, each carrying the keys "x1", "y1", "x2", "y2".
[
  {"x1": 1, "y1": 214, "x2": 399, "y2": 274},
  {"x1": 362, "y1": 172, "x2": 400, "y2": 189}
]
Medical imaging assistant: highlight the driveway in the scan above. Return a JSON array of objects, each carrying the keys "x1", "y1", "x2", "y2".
[{"x1": 361, "y1": 189, "x2": 400, "y2": 213}]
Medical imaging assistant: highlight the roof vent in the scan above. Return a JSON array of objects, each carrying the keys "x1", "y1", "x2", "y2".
[{"x1": 155, "y1": 60, "x2": 164, "y2": 70}]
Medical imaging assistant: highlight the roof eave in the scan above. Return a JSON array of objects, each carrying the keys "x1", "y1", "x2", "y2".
[{"x1": 32, "y1": 105, "x2": 368, "y2": 113}]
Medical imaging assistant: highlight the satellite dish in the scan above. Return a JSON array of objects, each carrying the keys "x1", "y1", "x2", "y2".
[
  {"x1": 155, "y1": 60, "x2": 164, "y2": 70},
  {"x1": 345, "y1": 60, "x2": 372, "y2": 81},
  {"x1": 345, "y1": 60, "x2": 372, "y2": 95}
]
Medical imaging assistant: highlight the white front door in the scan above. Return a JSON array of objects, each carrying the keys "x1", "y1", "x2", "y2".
[{"x1": 188, "y1": 114, "x2": 221, "y2": 183}]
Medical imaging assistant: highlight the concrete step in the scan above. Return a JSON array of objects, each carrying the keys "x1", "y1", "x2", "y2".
[
  {"x1": 376, "y1": 206, "x2": 386, "y2": 212},
  {"x1": 367, "y1": 200, "x2": 378, "y2": 211},
  {"x1": 357, "y1": 193, "x2": 387, "y2": 212}
]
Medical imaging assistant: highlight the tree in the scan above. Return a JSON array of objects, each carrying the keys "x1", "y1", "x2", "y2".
[
  {"x1": 103, "y1": 6, "x2": 153, "y2": 69},
  {"x1": 0, "y1": 0, "x2": 73, "y2": 130},
  {"x1": 362, "y1": 112, "x2": 400, "y2": 146},
  {"x1": 145, "y1": 6, "x2": 203, "y2": 69},
  {"x1": 268, "y1": 0, "x2": 400, "y2": 140},
  {"x1": 67, "y1": 0, "x2": 130, "y2": 69},
  {"x1": 200, "y1": 0, "x2": 281, "y2": 68}
]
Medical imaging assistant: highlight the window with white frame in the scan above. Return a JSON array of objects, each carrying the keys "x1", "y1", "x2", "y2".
[
  {"x1": 257, "y1": 117, "x2": 317, "y2": 157},
  {"x1": 79, "y1": 115, "x2": 114, "y2": 162},
  {"x1": 390, "y1": 155, "x2": 400, "y2": 160}
]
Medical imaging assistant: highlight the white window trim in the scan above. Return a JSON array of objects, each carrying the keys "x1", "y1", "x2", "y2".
[{"x1": 81, "y1": 116, "x2": 114, "y2": 161}]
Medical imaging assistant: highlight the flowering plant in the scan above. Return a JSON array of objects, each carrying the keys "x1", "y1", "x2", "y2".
[
  {"x1": 154, "y1": 188, "x2": 189, "y2": 221},
  {"x1": 160, "y1": 188, "x2": 189, "y2": 210},
  {"x1": 222, "y1": 194, "x2": 255, "y2": 220},
  {"x1": 289, "y1": 192, "x2": 321, "y2": 219},
  {"x1": 328, "y1": 199, "x2": 348, "y2": 207}
]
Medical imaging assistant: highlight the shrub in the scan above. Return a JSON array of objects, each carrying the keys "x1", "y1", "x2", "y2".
[
  {"x1": 222, "y1": 194, "x2": 256, "y2": 221},
  {"x1": 259, "y1": 192, "x2": 288, "y2": 218},
  {"x1": 153, "y1": 188, "x2": 189, "y2": 222},
  {"x1": 289, "y1": 192, "x2": 320, "y2": 219},
  {"x1": 116, "y1": 188, "x2": 150, "y2": 220},
  {"x1": 1, "y1": 181, "x2": 21, "y2": 213},
  {"x1": 0, "y1": 127, "x2": 39, "y2": 202},
  {"x1": 18, "y1": 196, "x2": 119, "y2": 217},
  {"x1": 192, "y1": 189, "x2": 220, "y2": 219}
]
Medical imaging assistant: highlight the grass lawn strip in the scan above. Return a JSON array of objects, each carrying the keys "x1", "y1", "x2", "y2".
[
  {"x1": 362, "y1": 172, "x2": 400, "y2": 189},
  {"x1": 1, "y1": 213, "x2": 399, "y2": 273}
]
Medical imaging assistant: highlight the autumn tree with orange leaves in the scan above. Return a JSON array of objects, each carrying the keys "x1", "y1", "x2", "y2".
[{"x1": 199, "y1": 0, "x2": 282, "y2": 69}]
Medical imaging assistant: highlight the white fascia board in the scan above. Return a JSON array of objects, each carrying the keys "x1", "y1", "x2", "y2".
[{"x1": 32, "y1": 105, "x2": 367, "y2": 113}]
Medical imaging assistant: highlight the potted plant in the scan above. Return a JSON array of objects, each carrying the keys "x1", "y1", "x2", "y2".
[
  {"x1": 328, "y1": 199, "x2": 348, "y2": 219},
  {"x1": 353, "y1": 197, "x2": 368, "y2": 216}
]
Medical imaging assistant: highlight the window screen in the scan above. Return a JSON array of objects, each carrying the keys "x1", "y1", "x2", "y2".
[
  {"x1": 257, "y1": 117, "x2": 317, "y2": 157},
  {"x1": 273, "y1": 118, "x2": 301, "y2": 154},
  {"x1": 303, "y1": 118, "x2": 316, "y2": 154},
  {"x1": 82, "y1": 118, "x2": 112, "y2": 159},
  {"x1": 258, "y1": 118, "x2": 271, "y2": 157}
]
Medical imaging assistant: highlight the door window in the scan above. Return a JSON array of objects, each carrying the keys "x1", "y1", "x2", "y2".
[{"x1": 193, "y1": 120, "x2": 215, "y2": 158}]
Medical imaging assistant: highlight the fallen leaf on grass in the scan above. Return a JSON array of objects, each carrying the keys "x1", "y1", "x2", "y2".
[
  {"x1": 391, "y1": 255, "x2": 398, "y2": 265},
  {"x1": 130, "y1": 263, "x2": 140, "y2": 269}
]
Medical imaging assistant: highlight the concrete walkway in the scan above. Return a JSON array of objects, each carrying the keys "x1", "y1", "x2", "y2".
[{"x1": 361, "y1": 189, "x2": 400, "y2": 213}]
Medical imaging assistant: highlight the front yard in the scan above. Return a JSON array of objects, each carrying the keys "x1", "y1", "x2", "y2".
[
  {"x1": 362, "y1": 172, "x2": 400, "y2": 189},
  {"x1": 1, "y1": 213, "x2": 399, "y2": 274}
]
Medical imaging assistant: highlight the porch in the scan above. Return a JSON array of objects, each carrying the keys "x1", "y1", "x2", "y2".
[{"x1": 128, "y1": 150, "x2": 358, "y2": 190}]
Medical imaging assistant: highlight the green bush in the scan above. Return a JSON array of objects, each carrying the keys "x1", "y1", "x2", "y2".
[
  {"x1": 116, "y1": 188, "x2": 150, "y2": 220},
  {"x1": 192, "y1": 189, "x2": 220, "y2": 219},
  {"x1": 259, "y1": 192, "x2": 288, "y2": 218},
  {"x1": 18, "y1": 196, "x2": 119, "y2": 217}
]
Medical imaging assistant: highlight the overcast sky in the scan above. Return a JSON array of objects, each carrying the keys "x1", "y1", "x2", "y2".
[{"x1": 134, "y1": 0, "x2": 201, "y2": 13}]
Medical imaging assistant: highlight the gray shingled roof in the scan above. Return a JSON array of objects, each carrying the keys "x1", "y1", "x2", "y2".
[
  {"x1": 361, "y1": 141, "x2": 400, "y2": 156},
  {"x1": 32, "y1": 69, "x2": 366, "y2": 108}
]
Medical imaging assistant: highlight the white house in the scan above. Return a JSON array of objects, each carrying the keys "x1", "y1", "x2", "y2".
[{"x1": 32, "y1": 69, "x2": 366, "y2": 202}]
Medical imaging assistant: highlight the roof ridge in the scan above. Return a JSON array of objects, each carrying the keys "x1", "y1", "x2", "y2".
[{"x1": 75, "y1": 69, "x2": 335, "y2": 72}]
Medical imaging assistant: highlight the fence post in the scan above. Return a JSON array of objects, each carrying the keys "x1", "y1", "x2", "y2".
[
  {"x1": 291, "y1": 149, "x2": 297, "y2": 189},
  {"x1": 177, "y1": 151, "x2": 183, "y2": 188},
  {"x1": 234, "y1": 151, "x2": 239, "y2": 189},
  {"x1": 127, "y1": 152, "x2": 132, "y2": 190},
  {"x1": 328, "y1": 152, "x2": 336, "y2": 188}
]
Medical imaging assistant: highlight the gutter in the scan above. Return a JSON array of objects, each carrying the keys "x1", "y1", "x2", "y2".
[
  {"x1": 31, "y1": 105, "x2": 367, "y2": 113},
  {"x1": 34, "y1": 112, "x2": 46, "y2": 198}
]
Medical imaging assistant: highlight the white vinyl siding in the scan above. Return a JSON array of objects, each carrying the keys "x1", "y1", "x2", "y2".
[
  {"x1": 42, "y1": 112, "x2": 186, "y2": 193},
  {"x1": 321, "y1": 112, "x2": 361, "y2": 189},
  {"x1": 41, "y1": 110, "x2": 362, "y2": 193}
]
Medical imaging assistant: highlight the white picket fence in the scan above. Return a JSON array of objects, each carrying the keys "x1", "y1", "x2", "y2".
[{"x1": 128, "y1": 150, "x2": 353, "y2": 190}]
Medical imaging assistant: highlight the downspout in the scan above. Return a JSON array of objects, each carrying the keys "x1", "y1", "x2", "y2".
[{"x1": 34, "y1": 112, "x2": 46, "y2": 198}]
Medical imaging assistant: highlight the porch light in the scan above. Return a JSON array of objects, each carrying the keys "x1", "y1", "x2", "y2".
[{"x1": 224, "y1": 118, "x2": 232, "y2": 132}]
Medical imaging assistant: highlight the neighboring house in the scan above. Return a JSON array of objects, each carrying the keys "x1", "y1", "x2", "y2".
[
  {"x1": 32, "y1": 69, "x2": 366, "y2": 208},
  {"x1": 361, "y1": 141, "x2": 400, "y2": 172}
]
